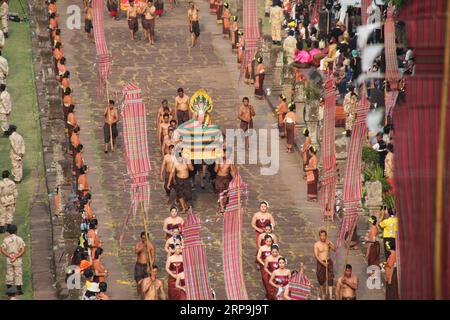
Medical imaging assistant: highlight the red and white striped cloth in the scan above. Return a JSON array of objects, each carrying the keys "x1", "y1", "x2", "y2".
[
  {"x1": 337, "y1": 84, "x2": 370, "y2": 248},
  {"x1": 319, "y1": 76, "x2": 337, "y2": 218},
  {"x1": 384, "y1": 3, "x2": 399, "y2": 91},
  {"x1": 242, "y1": 0, "x2": 260, "y2": 73},
  {"x1": 223, "y1": 174, "x2": 249, "y2": 300},
  {"x1": 288, "y1": 271, "x2": 312, "y2": 300},
  {"x1": 385, "y1": 90, "x2": 399, "y2": 116},
  {"x1": 361, "y1": 0, "x2": 371, "y2": 26},
  {"x1": 121, "y1": 83, "x2": 152, "y2": 210},
  {"x1": 182, "y1": 212, "x2": 213, "y2": 300},
  {"x1": 92, "y1": 0, "x2": 112, "y2": 93}
]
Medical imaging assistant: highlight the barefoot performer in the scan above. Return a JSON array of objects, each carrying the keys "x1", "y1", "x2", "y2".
[
  {"x1": 163, "y1": 207, "x2": 184, "y2": 240},
  {"x1": 269, "y1": 257, "x2": 291, "y2": 300},
  {"x1": 251, "y1": 201, "x2": 275, "y2": 247},
  {"x1": 256, "y1": 235, "x2": 274, "y2": 298},
  {"x1": 168, "y1": 152, "x2": 194, "y2": 213},
  {"x1": 134, "y1": 231, "x2": 155, "y2": 297},
  {"x1": 335, "y1": 264, "x2": 358, "y2": 300},
  {"x1": 166, "y1": 243, "x2": 184, "y2": 300},
  {"x1": 127, "y1": 0, "x2": 139, "y2": 40},
  {"x1": 139, "y1": 265, "x2": 166, "y2": 300},
  {"x1": 160, "y1": 146, "x2": 177, "y2": 204},
  {"x1": 103, "y1": 99, "x2": 119, "y2": 153},
  {"x1": 188, "y1": 2, "x2": 200, "y2": 48},
  {"x1": 314, "y1": 230, "x2": 336, "y2": 300},
  {"x1": 264, "y1": 244, "x2": 281, "y2": 300}
]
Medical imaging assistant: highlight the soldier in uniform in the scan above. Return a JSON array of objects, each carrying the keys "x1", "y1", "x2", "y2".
[
  {"x1": 0, "y1": 83, "x2": 11, "y2": 134},
  {"x1": 0, "y1": 170, "x2": 17, "y2": 233},
  {"x1": 5, "y1": 125, "x2": 25, "y2": 183},
  {"x1": 1, "y1": 224, "x2": 26, "y2": 295},
  {"x1": 0, "y1": 0, "x2": 8, "y2": 38},
  {"x1": 0, "y1": 51, "x2": 8, "y2": 85}
]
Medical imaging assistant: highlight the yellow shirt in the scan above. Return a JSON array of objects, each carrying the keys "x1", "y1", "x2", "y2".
[{"x1": 379, "y1": 216, "x2": 398, "y2": 238}]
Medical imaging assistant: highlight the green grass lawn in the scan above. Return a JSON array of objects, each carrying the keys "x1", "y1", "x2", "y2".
[{"x1": 0, "y1": 2, "x2": 45, "y2": 300}]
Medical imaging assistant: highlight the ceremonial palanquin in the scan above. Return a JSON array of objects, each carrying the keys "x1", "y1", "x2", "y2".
[{"x1": 176, "y1": 89, "x2": 223, "y2": 161}]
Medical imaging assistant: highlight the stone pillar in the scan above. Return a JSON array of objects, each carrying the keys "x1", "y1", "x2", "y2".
[
  {"x1": 366, "y1": 181, "x2": 383, "y2": 217},
  {"x1": 304, "y1": 100, "x2": 320, "y2": 145}
]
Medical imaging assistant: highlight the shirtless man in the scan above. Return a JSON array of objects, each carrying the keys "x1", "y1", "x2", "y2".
[
  {"x1": 335, "y1": 264, "x2": 358, "y2": 300},
  {"x1": 85, "y1": 2, "x2": 94, "y2": 42},
  {"x1": 188, "y1": 2, "x2": 200, "y2": 48},
  {"x1": 314, "y1": 230, "x2": 336, "y2": 300},
  {"x1": 214, "y1": 155, "x2": 235, "y2": 212},
  {"x1": 134, "y1": 231, "x2": 155, "y2": 296},
  {"x1": 139, "y1": 265, "x2": 166, "y2": 300},
  {"x1": 142, "y1": 0, "x2": 156, "y2": 44},
  {"x1": 127, "y1": 0, "x2": 139, "y2": 40},
  {"x1": 174, "y1": 88, "x2": 190, "y2": 125},
  {"x1": 238, "y1": 97, "x2": 255, "y2": 149},
  {"x1": 168, "y1": 152, "x2": 194, "y2": 213},
  {"x1": 156, "y1": 99, "x2": 173, "y2": 129},
  {"x1": 160, "y1": 144, "x2": 176, "y2": 204},
  {"x1": 103, "y1": 99, "x2": 119, "y2": 153},
  {"x1": 159, "y1": 113, "x2": 171, "y2": 146},
  {"x1": 161, "y1": 128, "x2": 175, "y2": 157}
]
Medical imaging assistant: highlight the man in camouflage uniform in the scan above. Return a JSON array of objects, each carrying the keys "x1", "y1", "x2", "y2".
[
  {"x1": 1, "y1": 224, "x2": 26, "y2": 295},
  {"x1": 0, "y1": 0, "x2": 8, "y2": 38},
  {"x1": 5, "y1": 125, "x2": 25, "y2": 183},
  {"x1": 0, "y1": 170, "x2": 17, "y2": 233},
  {"x1": 0, "y1": 83, "x2": 12, "y2": 134}
]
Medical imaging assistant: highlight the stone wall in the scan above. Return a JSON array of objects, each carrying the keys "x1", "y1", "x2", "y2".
[{"x1": 28, "y1": 0, "x2": 76, "y2": 299}]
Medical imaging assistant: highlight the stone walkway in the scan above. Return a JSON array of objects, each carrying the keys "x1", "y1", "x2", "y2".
[{"x1": 57, "y1": 0, "x2": 383, "y2": 299}]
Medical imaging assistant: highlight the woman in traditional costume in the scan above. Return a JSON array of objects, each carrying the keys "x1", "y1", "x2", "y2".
[
  {"x1": 163, "y1": 206, "x2": 184, "y2": 240},
  {"x1": 301, "y1": 129, "x2": 312, "y2": 178},
  {"x1": 305, "y1": 145, "x2": 319, "y2": 201},
  {"x1": 366, "y1": 216, "x2": 381, "y2": 266},
  {"x1": 175, "y1": 271, "x2": 187, "y2": 300},
  {"x1": 276, "y1": 94, "x2": 288, "y2": 137},
  {"x1": 264, "y1": 244, "x2": 281, "y2": 300},
  {"x1": 251, "y1": 201, "x2": 276, "y2": 247},
  {"x1": 254, "y1": 57, "x2": 265, "y2": 99},
  {"x1": 231, "y1": 16, "x2": 239, "y2": 50},
  {"x1": 222, "y1": 2, "x2": 231, "y2": 38},
  {"x1": 284, "y1": 103, "x2": 297, "y2": 152},
  {"x1": 269, "y1": 257, "x2": 291, "y2": 300},
  {"x1": 166, "y1": 244, "x2": 184, "y2": 300},
  {"x1": 256, "y1": 235, "x2": 274, "y2": 298}
]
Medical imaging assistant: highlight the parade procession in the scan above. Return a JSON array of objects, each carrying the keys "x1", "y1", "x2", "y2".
[{"x1": 0, "y1": 0, "x2": 449, "y2": 309}]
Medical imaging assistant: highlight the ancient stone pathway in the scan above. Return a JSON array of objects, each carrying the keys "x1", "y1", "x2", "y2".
[{"x1": 57, "y1": 0, "x2": 383, "y2": 300}]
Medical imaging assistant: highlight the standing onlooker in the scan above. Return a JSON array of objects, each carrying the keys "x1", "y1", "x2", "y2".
[
  {"x1": 0, "y1": 83, "x2": 11, "y2": 134},
  {"x1": 378, "y1": 208, "x2": 398, "y2": 260},
  {"x1": 0, "y1": 170, "x2": 18, "y2": 233},
  {"x1": 284, "y1": 103, "x2": 297, "y2": 153},
  {"x1": 372, "y1": 132, "x2": 387, "y2": 171},
  {"x1": 269, "y1": 1, "x2": 283, "y2": 46},
  {"x1": 305, "y1": 146, "x2": 319, "y2": 201},
  {"x1": 0, "y1": 51, "x2": 8, "y2": 85},
  {"x1": 0, "y1": 0, "x2": 8, "y2": 38},
  {"x1": 1, "y1": 224, "x2": 26, "y2": 295},
  {"x1": 6, "y1": 125, "x2": 25, "y2": 183}
]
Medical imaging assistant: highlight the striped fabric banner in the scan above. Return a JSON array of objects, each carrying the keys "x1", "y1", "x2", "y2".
[
  {"x1": 361, "y1": 0, "x2": 371, "y2": 26},
  {"x1": 122, "y1": 83, "x2": 152, "y2": 210},
  {"x1": 385, "y1": 90, "x2": 399, "y2": 116},
  {"x1": 337, "y1": 84, "x2": 370, "y2": 249},
  {"x1": 223, "y1": 175, "x2": 249, "y2": 300},
  {"x1": 319, "y1": 76, "x2": 337, "y2": 218},
  {"x1": 384, "y1": 3, "x2": 399, "y2": 90},
  {"x1": 242, "y1": 0, "x2": 260, "y2": 72},
  {"x1": 288, "y1": 271, "x2": 312, "y2": 300},
  {"x1": 92, "y1": 0, "x2": 112, "y2": 92},
  {"x1": 182, "y1": 213, "x2": 212, "y2": 300}
]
